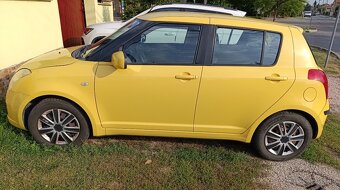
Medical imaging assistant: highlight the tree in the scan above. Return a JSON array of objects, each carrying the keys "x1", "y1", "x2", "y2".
[
  {"x1": 304, "y1": 3, "x2": 312, "y2": 11},
  {"x1": 121, "y1": 0, "x2": 179, "y2": 20},
  {"x1": 113, "y1": 0, "x2": 121, "y2": 20},
  {"x1": 254, "y1": 0, "x2": 306, "y2": 21},
  {"x1": 228, "y1": 0, "x2": 257, "y2": 16},
  {"x1": 335, "y1": 6, "x2": 340, "y2": 18}
]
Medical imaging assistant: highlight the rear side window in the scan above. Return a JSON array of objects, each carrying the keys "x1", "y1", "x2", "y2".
[{"x1": 213, "y1": 27, "x2": 281, "y2": 66}]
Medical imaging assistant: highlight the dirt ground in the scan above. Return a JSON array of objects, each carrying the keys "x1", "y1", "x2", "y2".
[
  {"x1": 329, "y1": 76, "x2": 340, "y2": 114},
  {"x1": 257, "y1": 76, "x2": 340, "y2": 190},
  {"x1": 258, "y1": 159, "x2": 340, "y2": 190}
]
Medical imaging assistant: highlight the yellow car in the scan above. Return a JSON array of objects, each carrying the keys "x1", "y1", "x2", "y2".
[{"x1": 6, "y1": 12, "x2": 329, "y2": 161}]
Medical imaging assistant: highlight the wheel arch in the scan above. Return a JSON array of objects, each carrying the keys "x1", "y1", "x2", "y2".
[
  {"x1": 249, "y1": 109, "x2": 318, "y2": 143},
  {"x1": 91, "y1": 36, "x2": 106, "y2": 44},
  {"x1": 23, "y1": 95, "x2": 94, "y2": 137}
]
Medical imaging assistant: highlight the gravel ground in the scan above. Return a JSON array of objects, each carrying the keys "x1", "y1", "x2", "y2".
[
  {"x1": 258, "y1": 76, "x2": 340, "y2": 190},
  {"x1": 258, "y1": 159, "x2": 340, "y2": 190},
  {"x1": 329, "y1": 76, "x2": 340, "y2": 114}
]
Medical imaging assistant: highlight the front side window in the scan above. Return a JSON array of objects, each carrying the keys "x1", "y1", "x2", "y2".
[
  {"x1": 213, "y1": 27, "x2": 281, "y2": 66},
  {"x1": 124, "y1": 23, "x2": 201, "y2": 65}
]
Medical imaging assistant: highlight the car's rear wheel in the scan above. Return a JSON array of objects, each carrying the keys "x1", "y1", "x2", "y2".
[
  {"x1": 253, "y1": 112, "x2": 313, "y2": 161},
  {"x1": 27, "y1": 98, "x2": 90, "y2": 145}
]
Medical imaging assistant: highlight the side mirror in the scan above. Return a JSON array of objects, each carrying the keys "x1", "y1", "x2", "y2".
[{"x1": 111, "y1": 51, "x2": 126, "y2": 69}]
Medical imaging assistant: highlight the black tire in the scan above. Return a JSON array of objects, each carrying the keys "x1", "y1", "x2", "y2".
[
  {"x1": 252, "y1": 112, "x2": 313, "y2": 161},
  {"x1": 27, "y1": 98, "x2": 90, "y2": 145}
]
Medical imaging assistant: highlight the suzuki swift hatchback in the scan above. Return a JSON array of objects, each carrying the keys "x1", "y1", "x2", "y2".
[{"x1": 6, "y1": 12, "x2": 329, "y2": 161}]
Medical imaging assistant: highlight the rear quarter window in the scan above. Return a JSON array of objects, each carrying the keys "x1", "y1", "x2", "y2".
[{"x1": 263, "y1": 32, "x2": 281, "y2": 65}]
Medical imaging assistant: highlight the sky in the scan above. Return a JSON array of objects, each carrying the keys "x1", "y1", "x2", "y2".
[{"x1": 308, "y1": 0, "x2": 334, "y2": 5}]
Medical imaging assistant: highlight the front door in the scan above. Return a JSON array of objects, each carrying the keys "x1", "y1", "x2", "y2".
[
  {"x1": 95, "y1": 23, "x2": 203, "y2": 131},
  {"x1": 194, "y1": 25, "x2": 295, "y2": 134}
]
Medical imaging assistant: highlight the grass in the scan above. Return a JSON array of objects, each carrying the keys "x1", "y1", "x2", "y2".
[
  {"x1": 312, "y1": 47, "x2": 340, "y2": 78},
  {"x1": 300, "y1": 115, "x2": 340, "y2": 170},
  {"x1": 0, "y1": 103, "x2": 264, "y2": 190},
  {"x1": 299, "y1": 48, "x2": 340, "y2": 169}
]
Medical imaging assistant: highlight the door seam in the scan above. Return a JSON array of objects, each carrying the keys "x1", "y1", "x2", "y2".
[{"x1": 192, "y1": 66, "x2": 204, "y2": 132}]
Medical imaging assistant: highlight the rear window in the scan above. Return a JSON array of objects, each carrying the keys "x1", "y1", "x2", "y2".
[{"x1": 213, "y1": 27, "x2": 281, "y2": 66}]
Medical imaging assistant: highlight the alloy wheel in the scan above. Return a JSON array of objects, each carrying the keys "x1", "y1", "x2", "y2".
[
  {"x1": 37, "y1": 109, "x2": 80, "y2": 145},
  {"x1": 264, "y1": 121, "x2": 305, "y2": 156}
]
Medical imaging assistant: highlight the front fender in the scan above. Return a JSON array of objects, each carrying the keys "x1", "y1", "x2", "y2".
[{"x1": 7, "y1": 61, "x2": 105, "y2": 136}]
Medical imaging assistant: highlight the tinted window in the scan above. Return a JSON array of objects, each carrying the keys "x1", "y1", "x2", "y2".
[
  {"x1": 263, "y1": 32, "x2": 281, "y2": 65},
  {"x1": 213, "y1": 28, "x2": 263, "y2": 65},
  {"x1": 143, "y1": 26, "x2": 188, "y2": 44},
  {"x1": 124, "y1": 24, "x2": 200, "y2": 64}
]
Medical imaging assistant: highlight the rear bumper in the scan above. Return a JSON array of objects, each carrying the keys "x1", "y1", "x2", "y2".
[{"x1": 314, "y1": 99, "x2": 330, "y2": 139}]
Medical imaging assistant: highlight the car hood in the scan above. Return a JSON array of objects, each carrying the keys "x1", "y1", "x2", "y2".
[{"x1": 20, "y1": 46, "x2": 80, "y2": 70}]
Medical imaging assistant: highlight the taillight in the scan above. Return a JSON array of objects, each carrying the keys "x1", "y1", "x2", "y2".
[
  {"x1": 84, "y1": 28, "x2": 93, "y2": 35},
  {"x1": 308, "y1": 69, "x2": 328, "y2": 99}
]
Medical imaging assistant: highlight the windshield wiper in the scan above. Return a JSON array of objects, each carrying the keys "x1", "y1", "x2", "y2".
[
  {"x1": 72, "y1": 45, "x2": 89, "y2": 59},
  {"x1": 79, "y1": 45, "x2": 90, "y2": 59}
]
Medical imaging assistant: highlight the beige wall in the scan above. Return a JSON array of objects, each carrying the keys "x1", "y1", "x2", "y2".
[
  {"x1": 84, "y1": 0, "x2": 114, "y2": 26},
  {"x1": 0, "y1": 0, "x2": 63, "y2": 70}
]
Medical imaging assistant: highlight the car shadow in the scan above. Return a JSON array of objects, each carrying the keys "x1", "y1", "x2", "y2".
[{"x1": 89, "y1": 135, "x2": 259, "y2": 157}]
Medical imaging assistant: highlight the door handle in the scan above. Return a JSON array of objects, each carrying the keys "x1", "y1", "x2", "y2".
[
  {"x1": 175, "y1": 74, "x2": 198, "y2": 80},
  {"x1": 265, "y1": 75, "x2": 288, "y2": 81}
]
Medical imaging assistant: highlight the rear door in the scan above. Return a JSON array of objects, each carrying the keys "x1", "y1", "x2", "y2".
[{"x1": 194, "y1": 23, "x2": 295, "y2": 134}]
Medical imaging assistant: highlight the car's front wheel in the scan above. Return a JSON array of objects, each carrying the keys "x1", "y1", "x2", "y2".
[
  {"x1": 253, "y1": 112, "x2": 313, "y2": 161},
  {"x1": 28, "y1": 98, "x2": 90, "y2": 145}
]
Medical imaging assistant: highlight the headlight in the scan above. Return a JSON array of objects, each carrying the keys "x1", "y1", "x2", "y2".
[{"x1": 8, "y1": 68, "x2": 31, "y2": 89}]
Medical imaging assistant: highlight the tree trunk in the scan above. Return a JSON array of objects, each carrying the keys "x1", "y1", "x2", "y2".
[
  {"x1": 204, "y1": 0, "x2": 208, "y2": 4},
  {"x1": 113, "y1": 0, "x2": 121, "y2": 21},
  {"x1": 272, "y1": 3, "x2": 278, "y2": 22}
]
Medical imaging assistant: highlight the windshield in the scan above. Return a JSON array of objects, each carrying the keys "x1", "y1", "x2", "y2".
[{"x1": 80, "y1": 19, "x2": 142, "y2": 59}]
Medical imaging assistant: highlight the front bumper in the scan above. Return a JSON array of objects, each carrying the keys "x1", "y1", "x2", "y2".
[{"x1": 6, "y1": 89, "x2": 30, "y2": 130}]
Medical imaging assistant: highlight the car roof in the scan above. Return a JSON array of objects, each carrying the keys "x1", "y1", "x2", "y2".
[
  {"x1": 139, "y1": 11, "x2": 294, "y2": 29},
  {"x1": 151, "y1": 3, "x2": 246, "y2": 17}
]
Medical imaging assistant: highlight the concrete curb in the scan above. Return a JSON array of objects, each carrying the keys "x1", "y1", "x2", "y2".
[
  {"x1": 304, "y1": 29, "x2": 318, "y2": 33},
  {"x1": 311, "y1": 45, "x2": 340, "y2": 60}
]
